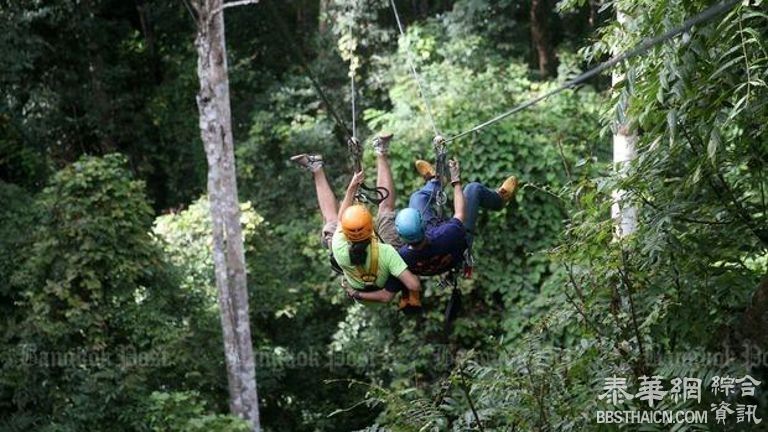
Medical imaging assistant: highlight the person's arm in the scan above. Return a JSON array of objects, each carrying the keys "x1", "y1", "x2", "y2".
[
  {"x1": 449, "y1": 159, "x2": 465, "y2": 222},
  {"x1": 338, "y1": 170, "x2": 365, "y2": 222},
  {"x1": 397, "y1": 268, "x2": 421, "y2": 293},
  {"x1": 346, "y1": 287, "x2": 396, "y2": 303}
]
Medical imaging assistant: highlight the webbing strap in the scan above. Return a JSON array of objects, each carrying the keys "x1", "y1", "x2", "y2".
[{"x1": 350, "y1": 237, "x2": 379, "y2": 284}]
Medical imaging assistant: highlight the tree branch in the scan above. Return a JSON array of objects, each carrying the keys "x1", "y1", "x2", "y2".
[
  {"x1": 618, "y1": 247, "x2": 647, "y2": 375},
  {"x1": 564, "y1": 263, "x2": 605, "y2": 342},
  {"x1": 214, "y1": 0, "x2": 259, "y2": 15},
  {"x1": 680, "y1": 124, "x2": 768, "y2": 246},
  {"x1": 458, "y1": 366, "x2": 485, "y2": 432},
  {"x1": 638, "y1": 193, "x2": 733, "y2": 225}
]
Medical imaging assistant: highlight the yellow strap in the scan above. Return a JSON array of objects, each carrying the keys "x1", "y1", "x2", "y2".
[{"x1": 351, "y1": 237, "x2": 379, "y2": 284}]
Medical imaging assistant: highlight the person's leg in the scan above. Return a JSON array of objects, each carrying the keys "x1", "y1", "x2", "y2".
[
  {"x1": 371, "y1": 134, "x2": 405, "y2": 248},
  {"x1": 312, "y1": 168, "x2": 343, "y2": 251},
  {"x1": 462, "y1": 182, "x2": 504, "y2": 248},
  {"x1": 408, "y1": 179, "x2": 441, "y2": 222},
  {"x1": 375, "y1": 151, "x2": 396, "y2": 214},
  {"x1": 313, "y1": 167, "x2": 337, "y2": 225},
  {"x1": 374, "y1": 151, "x2": 401, "y2": 246},
  {"x1": 408, "y1": 159, "x2": 441, "y2": 222},
  {"x1": 290, "y1": 154, "x2": 339, "y2": 248}
]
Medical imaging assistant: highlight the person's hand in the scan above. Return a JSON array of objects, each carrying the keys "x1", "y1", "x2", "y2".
[
  {"x1": 342, "y1": 279, "x2": 359, "y2": 300},
  {"x1": 349, "y1": 170, "x2": 365, "y2": 190},
  {"x1": 448, "y1": 159, "x2": 461, "y2": 185},
  {"x1": 346, "y1": 287, "x2": 358, "y2": 300}
]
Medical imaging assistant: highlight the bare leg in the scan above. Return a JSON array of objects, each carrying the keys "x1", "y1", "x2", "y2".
[
  {"x1": 376, "y1": 154, "x2": 396, "y2": 213},
  {"x1": 313, "y1": 167, "x2": 338, "y2": 224}
]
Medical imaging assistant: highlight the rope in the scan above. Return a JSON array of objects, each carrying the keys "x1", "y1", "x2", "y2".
[
  {"x1": 270, "y1": 1, "x2": 389, "y2": 204},
  {"x1": 351, "y1": 71, "x2": 357, "y2": 138},
  {"x1": 349, "y1": 22, "x2": 358, "y2": 139},
  {"x1": 444, "y1": 0, "x2": 741, "y2": 143},
  {"x1": 388, "y1": 0, "x2": 440, "y2": 137},
  {"x1": 265, "y1": 0, "x2": 353, "y2": 143}
]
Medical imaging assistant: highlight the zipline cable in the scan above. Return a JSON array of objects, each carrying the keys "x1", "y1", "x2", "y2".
[
  {"x1": 444, "y1": 0, "x2": 742, "y2": 143},
  {"x1": 389, "y1": 0, "x2": 441, "y2": 137}
]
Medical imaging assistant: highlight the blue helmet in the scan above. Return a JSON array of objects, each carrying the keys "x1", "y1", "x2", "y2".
[{"x1": 395, "y1": 208, "x2": 425, "y2": 243}]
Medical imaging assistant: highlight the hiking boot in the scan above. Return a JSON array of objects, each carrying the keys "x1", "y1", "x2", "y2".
[
  {"x1": 290, "y1": 153, "x2": 324, "y2": 172},
  {"x1": 415, "y1": 160, "x2": 436, "y2": 181},
  {"x1": 372, "y1": 132, "x2": 393, "y2": 156},
  {"x1": 497, "y1": 175, "x2": 519, "y2": 204}
]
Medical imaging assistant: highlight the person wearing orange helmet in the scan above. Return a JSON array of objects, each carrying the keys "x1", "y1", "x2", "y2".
[{"x1": 291, "y1": 134, "x2": 422, "y2": 309}]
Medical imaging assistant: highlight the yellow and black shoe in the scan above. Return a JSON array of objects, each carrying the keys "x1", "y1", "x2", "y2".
[
  {"x1": 415, "y1": 160, "x2": 436, "y2": 182},
  {"x1": 497, "y1": 175, "x2": 519, "y2": 204}
]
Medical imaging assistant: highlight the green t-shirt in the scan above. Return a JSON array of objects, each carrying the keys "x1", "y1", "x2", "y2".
[{"x1": 331, "y1": 228, "x2": 408, "y2": 290}]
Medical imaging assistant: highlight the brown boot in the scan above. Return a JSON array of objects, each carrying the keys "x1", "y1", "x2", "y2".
[
  {"x1": 415, "y1": 160, "x2": 436, "y2": 181},
  {"x1": 399, "y1": 289, "x2": 423, "y2": 314},
  {"x1": 497, "y1": 175, "x2": 519, "y2": 204}
]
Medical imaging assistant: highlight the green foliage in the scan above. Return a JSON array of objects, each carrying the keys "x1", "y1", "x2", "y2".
[
  {"x1": 0, "y1": 181, "x2": 37, "y2": 311},
  {"x1": 2, "y1": 1, "x2": 765, "y2": 431},
  {"x1": 154, "y1": 195, "x2": 377, "y2": 430},
  {"x1": 372, "y1": 1, "x2": 768, "y2": 431},
  {"x1": 0, "y1": 155, "x2": 229, "y2": 431},
  {"x1": 316, "y1": 11, "x2": 606, "y2": 429},
  {"x1": 330, "y1": 2, "x2": 768, "y2": 431},
  {"x1": 13, "y1": 153, "x2": 161, "y2": 345},
  {"x1": 141, "y1": 391, "x2": 250, "y2": 432}
]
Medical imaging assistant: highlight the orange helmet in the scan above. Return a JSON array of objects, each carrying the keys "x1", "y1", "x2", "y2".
[{"x1": 341, "y1": 204, "x2": 373, "y2": 242}]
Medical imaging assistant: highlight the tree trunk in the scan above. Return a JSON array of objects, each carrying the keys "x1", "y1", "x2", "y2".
[
  {"x1": 611, "y1": 10, "x2": 637, "y2": 238},
  {"x1": 193, "y1": 1, "x2": 261, "y2": 430},
  {"x1": 135, "y1": 0, "x2": 162, "y2": 82},
  {"x1": 318, "y1": 0, "x2": 330, "y2": 33},
  {"x1": 82, "y1": 0, "x2": 116, "y2": 153},
  {"x1": 530, "y1": 0, "x2": 557, "y2": 78}
]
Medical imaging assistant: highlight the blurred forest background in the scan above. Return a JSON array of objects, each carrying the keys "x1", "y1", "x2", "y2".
[{"x1": 0, "y1": 0, "x2": 766, "y2": 430}]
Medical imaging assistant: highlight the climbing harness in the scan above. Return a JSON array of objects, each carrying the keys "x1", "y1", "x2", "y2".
[
  {"x1": 444, "y1": 0, "x2": 741, "y2": 143},
  {"x1": 432, "y1": 135, "x2": 449, "y2": 217},
  {"x1": 349, "y1": 237, "x2": 380, "y2": 285}
]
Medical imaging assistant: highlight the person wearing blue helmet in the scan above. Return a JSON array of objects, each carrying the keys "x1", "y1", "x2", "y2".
[{"x1": 396, "y1": 148, "x2": 518, "y2": 277}]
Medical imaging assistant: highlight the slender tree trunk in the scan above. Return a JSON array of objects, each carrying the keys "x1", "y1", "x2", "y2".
[
  {"x1": 135, "y1": 0, "x2": 162, "y2": 82},
  {"x1": 611, "y1": 10, "x2": 637, "y2": 237},
  {"x1": 318, "y1": 0, "x2": 330, "y2": 33},
  {"x1": 420, "y1": 0, "x2": 430, "y2": 17},
  {"x1": 588, "y1": 0, "x2": 598, "y2": 28},
  {"x1": 82, "y1": 0, "x2": 116, "y2": 153},
  {"x1": 530, "y1": 0, "x2": 557, "y2": 78},
  {"x1": 193, "y1": 1, "x2": 261, "y2": 430}
]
